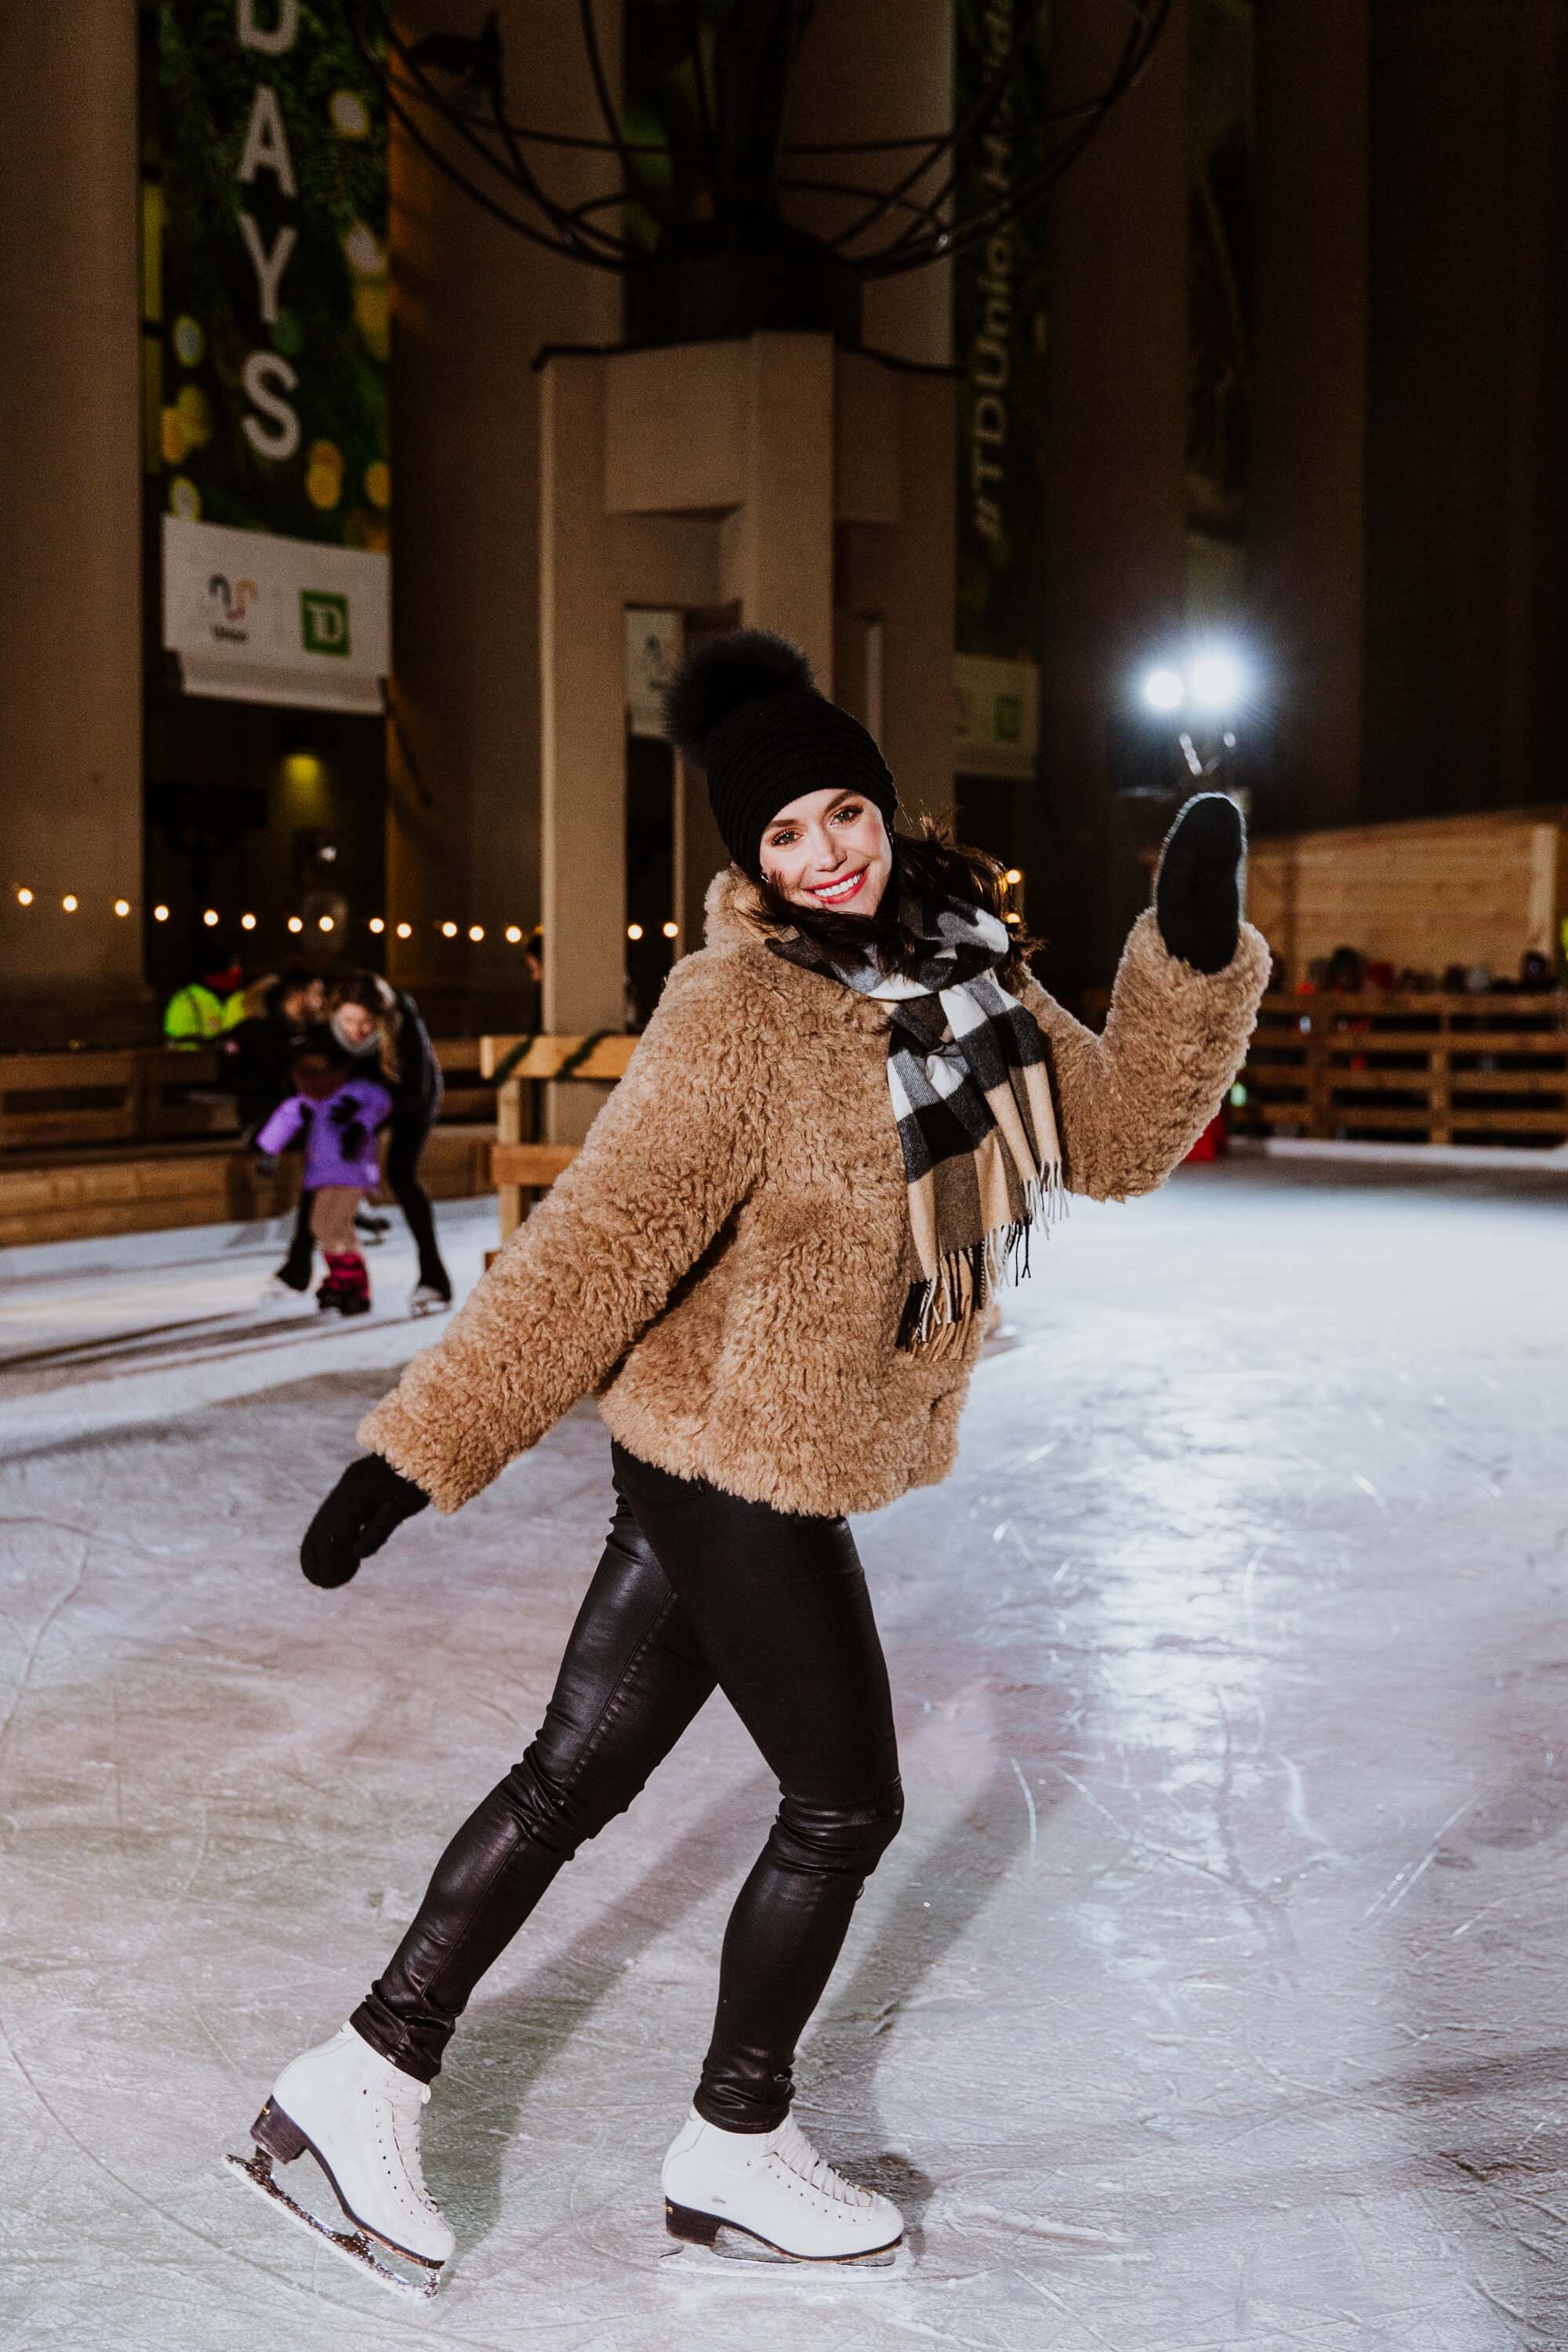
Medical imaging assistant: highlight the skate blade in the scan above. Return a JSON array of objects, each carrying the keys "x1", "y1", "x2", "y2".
[
  {"x1": 660, "y1": 2213, "x2": 908, "y2": 2280},
  {"x1": 223, "y1": 2150, "x2": 442, "y2": 2303}
]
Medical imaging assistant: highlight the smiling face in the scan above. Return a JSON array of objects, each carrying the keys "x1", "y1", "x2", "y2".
[
  {"x1": 332, "y1": 1000, "x2": 377, "y2": 1047},
  {"x1": 757, "y1": 786, "x2": 893, "y2": 917}
]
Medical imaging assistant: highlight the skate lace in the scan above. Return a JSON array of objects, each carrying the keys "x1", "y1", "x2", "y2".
[
  {"x1": 769, "y1": 2115, "x2": 872, "y2": 2209},
  {"x1": 384, "y1": 2077, "x2": 438, "y2": 2214}
]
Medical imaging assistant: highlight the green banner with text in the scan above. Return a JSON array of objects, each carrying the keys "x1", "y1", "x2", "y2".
[
  {"x1": 158, "y1": 0, "x2": 389, "y2": 553},
  {"x1": 953, "y1": 0, "x2": 1050, "y2": 780}
]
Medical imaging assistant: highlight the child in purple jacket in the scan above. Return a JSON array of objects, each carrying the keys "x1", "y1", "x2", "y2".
[{"x1": 256, "y1": 1035, "x2": 394, "y2": 1315}]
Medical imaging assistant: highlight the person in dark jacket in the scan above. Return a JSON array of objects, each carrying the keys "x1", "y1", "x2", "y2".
[
  {"x1": 323, "y1": 973, "x2": 452, "y2": 1316},
  {"x1": 223, "y1": 969, "x2": 325, "y2": 1138}
]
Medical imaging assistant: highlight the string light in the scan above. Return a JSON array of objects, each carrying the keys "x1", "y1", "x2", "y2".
[
  {"x1": 114, "y1": 898, "x2": 131, "y2": 917},
  {"x1": 468, "y1": 924, "x2": 485, "y2": 942},
  {"x1": 368, "y1": 916, "x2": 385, "y2": 935},
  {"x1": 240, "y1": 912, "x2": 256, "y2": 931},
  {"x1": 61, "y1": 895, "x2": 78, "y2": 912},
  {"x1": 318, "y1": 914, "x2": 335, "y2": 932},
  {"x1": 15, "y1": 887, "x2": 33, "y2": 906},
  {"x1": 662, "y1": 920, "x2": 678, "y2": 939},
  {"x1": 202, "y1": 907, "x2": 219, "y2": 927},
  {"x1": 1004, "y1": 867, "x2": 1022, "y2": 886},
  {"x1": 626, "y1": 922, "x2": 644, "y2": 942},
  {"x1": 441, "y1": 921, "x2": 458, "y2": 938},
  {"x1": 153, "y1": 904, "x2": 170, "y2": 923},
  {"x1": 396, "y1": 921, "x2": 412, "y2": 939},
  {"x1": 287, "y1": 915, "x2": 303, "y2": 934}
]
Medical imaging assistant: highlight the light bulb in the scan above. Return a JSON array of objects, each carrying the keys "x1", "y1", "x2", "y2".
[
  {"x1": 62, "y1": 895, "x2": 78, "y2": 913},
  {"x1": 114, "y1": 898, "x2": 131, "y2": 917},
  {"x1": 505, "y1": 924, "x2": 522, "y2": 944},
  {"x1": 1141, "y1": 666, "x2": 1185, "y2": 713},
  {"x1": 626, "y1": 922, "x2": 644, "y2": 942},
  {"x1": 1004, "y1": 867, "x2": 1022, "y2": 886},
  {"x1": 318, "y1": 915, "x2": 334, "y2": 932},
  {"x1": 395, "y1": 921, "x2": 412, "y2": 940},
  {"x1": 1189, "y1": 649, "x2": 1245, "y2": 713},
  {"x1": 662, "y1": 921, "x2": 678, "y2": 939},
  {"x1": 153, "y1": 903, "x2": 170, "y2": 923},
  {"x1": 468, "y1": 924, "x2": 485, "y2": 942},
  {"x1": 241, "y1": 911, "x2": 256, "y2": 931},
  {"x1": 441, "y1": 920, "x2": 458, "y2": 938},
  {"x1": 202, "y1": 906, "x2": 219, "y2": 927},
  {"x1": 287, "y1": 915, "x2": 303, "y2": 934},
  {"x1": 368, "y1": 916, "x2": 385, "y2": 935},
  {"x1": 16, "y1": 887, "x2": 34, "y2": 906}
]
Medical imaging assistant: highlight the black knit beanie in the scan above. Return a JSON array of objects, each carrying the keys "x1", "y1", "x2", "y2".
[{"x1": 662, "y1": 630, "x2": 898, "y2": 877}]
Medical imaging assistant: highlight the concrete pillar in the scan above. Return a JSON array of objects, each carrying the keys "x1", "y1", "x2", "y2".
[
  {"x1": 722, "y1": 336, "x2": 837, "y2": 679},
  {"x1": 537, "y1": 354, "x2": 626, "y2": 1141},
  {"x1": 385, "y1": 0, "x2": 619, "y2": 1029},
  {"x1": 0, "y1": 0, "x2": 144, "y2": 1042},
  {"x1": 1250, "y1": 0, "x2": 1367, "y2": 833},
  {"x1": 1034, "y1": 0, "x2": 1191, "y2": 994}
]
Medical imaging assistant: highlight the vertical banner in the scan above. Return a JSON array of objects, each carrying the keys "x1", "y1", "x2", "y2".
[
  {"x1": 952, "y1": 1, "x2": 1050, "y2": 782},
  {"x1": 158, "y1": 0, "x2": 390, "y2": 713}
]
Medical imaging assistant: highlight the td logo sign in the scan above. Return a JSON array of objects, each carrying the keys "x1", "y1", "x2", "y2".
[{"x1": 301, "y1": 591, "x2": 350, "y2": 658}]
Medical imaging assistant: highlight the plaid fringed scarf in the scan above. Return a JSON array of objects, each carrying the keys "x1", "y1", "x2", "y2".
[{"x1": 768, "y1": 890, "x2": 1065, "y2": 1358}]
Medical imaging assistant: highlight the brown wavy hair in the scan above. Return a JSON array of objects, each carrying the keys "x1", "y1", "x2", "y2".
[
  {"x1": 328, "y1": 971, "x2": 403, "y2": 1087},
  {"x1": 746, "y1": 814, "x2": 1044, "y2": 993}
]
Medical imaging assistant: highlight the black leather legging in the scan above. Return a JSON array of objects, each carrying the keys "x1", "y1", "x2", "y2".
[{"x1": 352, "y1": 1439, "x2": 903, "y2": 2131}]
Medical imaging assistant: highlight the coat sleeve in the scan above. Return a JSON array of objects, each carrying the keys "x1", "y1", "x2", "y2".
[
  {"x1": 358, "y1": 955, "x2": 761, "y2": 1512},
  {"x1": 1015, "y1": 909, "x2": 1270, "y2": 1203},
  {"x1": 254, "y1": 1095, "x2": 305, "y2": 1156}
]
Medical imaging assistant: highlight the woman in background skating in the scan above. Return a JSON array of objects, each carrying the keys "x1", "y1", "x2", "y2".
[
  {"x1": 227, "y1": 633, "x2": 1269, "y2": 2297},
  {"x1": 326, "y1": 973, "x2": 452, "y2": 1316}
]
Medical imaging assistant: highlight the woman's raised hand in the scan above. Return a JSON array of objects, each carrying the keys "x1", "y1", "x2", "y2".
[
  {"x1": 300, "y1": 1454, "x2": 430, "y2": 1588},
  {"x1": 1154, "y1": 792, "x2": 1245, "y2": 975}
]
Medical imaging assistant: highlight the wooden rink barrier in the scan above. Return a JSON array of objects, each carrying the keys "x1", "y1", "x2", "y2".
[
  {"x1": 481, "y1": 1033, "x2": 640, "y2": 1245},
  {"x1": 0, "y1": 1038, "x2": 507, "y2": 1250},
  {"x1": 1236, "y1": 989, "x2": 1568, "y2": 1148}
]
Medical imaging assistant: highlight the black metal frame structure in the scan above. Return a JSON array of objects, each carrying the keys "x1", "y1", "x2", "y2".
[{"x1": 347, "y1": 0, "x2": 1171, "y2": 286}]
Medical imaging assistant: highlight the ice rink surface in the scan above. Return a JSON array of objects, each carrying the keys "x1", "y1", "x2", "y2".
[{"x1": 3, "y1": 1159, "x2": 1568, "y2": 2351}]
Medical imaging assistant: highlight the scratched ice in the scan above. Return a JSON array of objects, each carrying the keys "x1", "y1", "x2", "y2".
[{"x1": 3, "y1": 1162, "x2": 1568, "y2": 2349}]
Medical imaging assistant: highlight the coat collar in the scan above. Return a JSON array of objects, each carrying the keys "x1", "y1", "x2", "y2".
[
  {"x1": 700, "y1": 863, "x2": 890, "y2": 1030},
  {"x1": 702, "y1": 862, "x2": 786, "y2": 953}
]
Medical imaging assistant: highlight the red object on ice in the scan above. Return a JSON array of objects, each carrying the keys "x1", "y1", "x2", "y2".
[{"x1": 1184, "y1": 1110, "x2": 1228, "y2": 1163}]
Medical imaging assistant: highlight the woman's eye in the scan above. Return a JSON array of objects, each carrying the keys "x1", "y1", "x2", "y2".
[{"x1": 833, "y1": 804, "x2": 863, "y2": 823}]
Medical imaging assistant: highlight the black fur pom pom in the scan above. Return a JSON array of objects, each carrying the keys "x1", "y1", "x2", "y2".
[{"x1": 662, "y1": 630, "x2": 815, "y2": 769}]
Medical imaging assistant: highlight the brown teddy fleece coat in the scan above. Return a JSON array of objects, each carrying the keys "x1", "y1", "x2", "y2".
[{"x1": 360, "y1": 868, "x2": 1270, "y2": 1518}]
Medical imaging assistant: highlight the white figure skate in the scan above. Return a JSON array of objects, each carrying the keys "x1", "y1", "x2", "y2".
[
  {"x1": 408, "y1": 1283, "x2": 451, "y2": 1317},
  {"x1": 661, "y1": 2107, "x2": 903, "y2": 2265},
  {"x1": 223, "y1": 2024, "x2": 452, "y2": 2300}
]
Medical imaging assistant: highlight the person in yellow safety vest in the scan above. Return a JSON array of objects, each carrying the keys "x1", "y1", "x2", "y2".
[{"x1": 164, "y1": 947, "x2": 248, "y2": 1048}]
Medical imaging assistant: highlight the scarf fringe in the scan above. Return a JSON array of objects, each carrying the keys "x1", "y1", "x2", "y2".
[{"x1": 901, "y1": 1162, "x2": 1069, "y2": 1356}]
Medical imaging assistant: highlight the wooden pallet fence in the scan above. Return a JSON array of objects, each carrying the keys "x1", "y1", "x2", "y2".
[{"x1": 1236, "y1": 990, "x2": 1568, "y2": 1147}]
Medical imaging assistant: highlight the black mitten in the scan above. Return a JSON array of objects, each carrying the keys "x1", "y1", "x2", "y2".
[
  {"x1": 300, "y1": 1453, "x2": 430, "y2": 1588},
  {"x1": 1154, "y1": 792, "x2": 1245, "y2": 974}
]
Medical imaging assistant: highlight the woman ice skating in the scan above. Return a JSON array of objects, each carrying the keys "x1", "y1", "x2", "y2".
[
  {"x1": 226, "y1": 631, "x2": 1269, "y2": 2296},
  {"x1": 252, "y1": 1036, "x2": 394, "y2": 1317},
  {"x1": 326, "y1": 973, "x2": 453, "y2": 1316}
]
